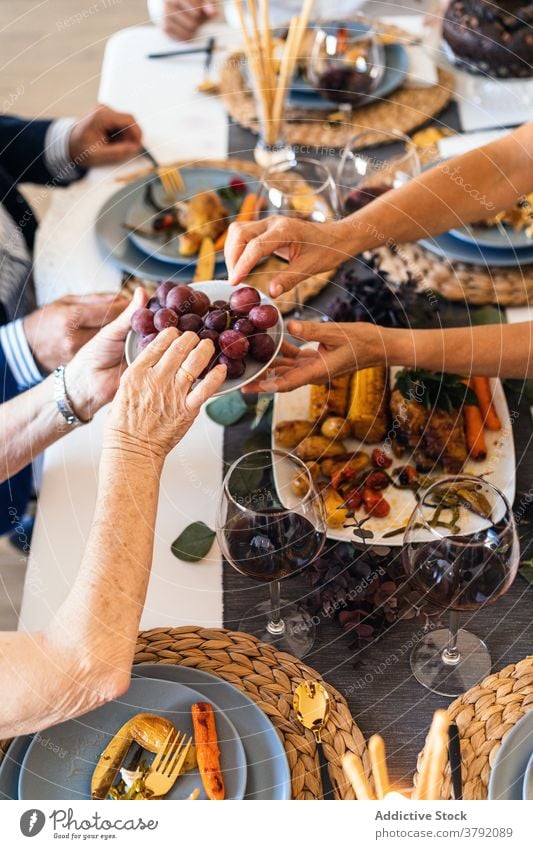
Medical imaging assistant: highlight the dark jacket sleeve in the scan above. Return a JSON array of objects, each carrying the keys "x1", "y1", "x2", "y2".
[
  {"x1": 0, "y1": 344, "x2": 32, "y2": 535},
  {"x1": 0, "y1": 115, "x2": 55, "y2": 185}
]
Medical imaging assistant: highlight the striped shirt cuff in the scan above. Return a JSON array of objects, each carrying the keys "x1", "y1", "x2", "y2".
[
  {"x1": 0, "y1": 319, "x2": 43, "y2": 390},
  {"x1": 44, "y1": 118, "x2": 81, "y2": 183}
]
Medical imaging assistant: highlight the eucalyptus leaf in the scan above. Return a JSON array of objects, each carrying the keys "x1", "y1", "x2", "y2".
[
  {"x1": 243, "y1": 431, "x2": 271, "y2": 453},
  {"x1": 228, "y1": 465, "x2": 264, "y2": 501},
  {"x1": 471, "y1": 305, "x2": 505, "y2": 326},
  {"x1": 206, "y1": 391, "x2": 248, "y2": 426},
  {"x1": 171, "y1": 522, "x2": 215, "y2": 562},
  {"x1": 519, "y1": 560, "x2": 533, "y2": 585}
]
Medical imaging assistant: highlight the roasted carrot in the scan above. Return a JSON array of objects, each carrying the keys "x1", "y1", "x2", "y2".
[
  {"x1": 470, "y1": 376, "x2": 501, "y2": 431},
  {"x1": 214, "y1": 192, "x2": 261, "y2": 251},
  {"x1": 191, "y1": 702, "x2": 225, "y2": 800},
  {"x1": 463, "y1": 404, "x2": 487, "y2": 461}
]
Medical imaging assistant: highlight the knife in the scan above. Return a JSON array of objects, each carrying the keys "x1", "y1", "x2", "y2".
[
  {"x1": 90, "y1": 719, "x2": 134, "y2": 800},
  {"x1": 448, "y1": 722, "x2": 463, "y2": 800}
]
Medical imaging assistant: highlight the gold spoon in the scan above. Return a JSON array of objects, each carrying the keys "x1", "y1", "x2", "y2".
[{"x1": 293, "y1": 680, "x2": 330, "y2": 744}]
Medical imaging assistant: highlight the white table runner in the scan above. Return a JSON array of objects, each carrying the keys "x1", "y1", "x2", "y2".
[{"x1": 19, "y1": 24, "x2": 233, "y2": 632}]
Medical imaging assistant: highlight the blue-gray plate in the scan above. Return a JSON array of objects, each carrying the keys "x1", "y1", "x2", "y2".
[
  {"x1": 96, "y1": 177, "x2": 198, "y2": 281},
  {"x1": 449, "y1": 223, "x2": 532, "y2": 251},
  {"x1": 18, "y1": 677, "x2": 246, "y2": 800},
  {"x1": 0, "y1": 734, "x2": 32, "y2": 800},
  {"x1": 287, "y1": 43, "x2": 409, "y2": 111},
  {"x1": 419, "y1": 230, "x2": 533, "y2": 267},
  {"x1": 133, "y1": 664, "x2": 291, "y2": 800},
  {"x1": 523, "y1": 752, "x2": 533, "y2": 800},
  {"x1": 127, "y1": 166, "x2": 254, "y2": 267},
  {"x1": 488, "y1": 710, "x2": 533, "y2": 800}
]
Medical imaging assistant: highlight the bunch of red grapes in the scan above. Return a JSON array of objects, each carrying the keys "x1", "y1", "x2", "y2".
[{"x1": 130, "y1": 283, "x2": 279, "y2": 380}]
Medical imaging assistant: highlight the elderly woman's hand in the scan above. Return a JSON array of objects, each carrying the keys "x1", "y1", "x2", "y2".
[{"x1": 105, "y1": 327, "x2": 226, "y2": 462}]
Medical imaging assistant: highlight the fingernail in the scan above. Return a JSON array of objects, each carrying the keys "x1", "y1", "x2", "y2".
[
  {"x1": 272, "y1": 285, "x2": 282, "y2": 297},
  {"x1": 291, "y1": 321, "x2": 303, "y2": 335}
]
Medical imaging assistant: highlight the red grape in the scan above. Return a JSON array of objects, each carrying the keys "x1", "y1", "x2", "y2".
[
  {"x1": 218, "y1": 354, "x2": 246, "y2": 379},
  {"x1": 233, "y1": 317, "x2": 254, "y2": 336},
  {"x1": 137, "y1": 332, "x2": 158, "y2": 351},
  {"x1": 156, "y1": 281, "x2": 177, "y2": 306},
  {"x1": 249, "y1": 332, "x2": 275, "y2": 362},
  {"x1": 212, "y1": 299, "x2": 229, "y2": 310},
  {"x1": 199, "y1": 328, "x2": 219, "y2": 345},
  {"x1": 205, "y1": 309, "x2": 229, "y2": 332},
  {"x1": 219, "y1": 329, "x2": 249, "y2": 360},
  {"x1": 131, "y1": 308, "x2": 155, "y2": 335},
  {"x1": 147, "y1": 297, "x2": 161, "y2": 313},
  {"x1": 154, "y1": 307, "x2": 178, "y2": 330},
  {"x1": 229, "y1": 286, "x2": 261, "y2": 315},
  {"x1": 248, "y1": 304, "x2": 278, "y2": 330},
  {"x1": 178, "y1": 313, "x2": 203, "y2": 332},
  {"x1": 166, "y1": 284, "x2": 194, "y2": 315},
  {"x1": 188, "y1": 290, "x2": 211, "y2": 317}
]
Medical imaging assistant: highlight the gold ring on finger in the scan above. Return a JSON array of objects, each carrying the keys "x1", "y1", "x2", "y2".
[{"x1": 179, "y1": 366, "x2": 196, "y2": 384}]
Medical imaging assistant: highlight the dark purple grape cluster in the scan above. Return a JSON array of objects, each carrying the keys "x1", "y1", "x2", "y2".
[
  {"x1": 325, "y1": 259, "x2": 437, "y2": 329},
  {"x1": 131, "y1": 283, "x2": 279, "y2": 379}
]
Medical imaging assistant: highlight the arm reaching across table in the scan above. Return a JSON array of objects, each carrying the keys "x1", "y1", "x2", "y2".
[
  {"x1": 244, "y1": 319, "x2": 533, "y2": 394},
  {"x1": 225, "y1": 122, "x2": 533, "y2": 297},
  {"x1": 0, "y1": 303, "x2": 226, "y2": 739}
]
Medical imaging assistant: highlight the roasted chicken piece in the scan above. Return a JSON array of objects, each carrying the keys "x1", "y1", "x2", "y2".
[
  {"x1": 176, "y1": 191, "x2": 229, "y2": 255},
  {"x1": 390, "y1": 388, "x2": 467, "y2": 473}
]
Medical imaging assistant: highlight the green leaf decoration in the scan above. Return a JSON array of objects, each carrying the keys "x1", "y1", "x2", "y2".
[
  {"x1": 519, "y1": 558, "x2": 533, "y2": 585},
  {"x1": 206, "y1": 391, "x2": 248, "y2": 426},
  {"x1": 471, "y1": 305, "x2": 505, "y2": 326},
  {"x1": 171, "y1": 522, "x2": 215, "y2": 563},
  {"x1": 243, "y1": 430, "x2": 271, "y2": 453},
  {"x1": 228, "y1": 464, "x2": 264, "y2": 501}
]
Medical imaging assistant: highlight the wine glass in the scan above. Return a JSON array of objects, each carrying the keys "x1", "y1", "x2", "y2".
[
  {"x1": 257, "y1": 156, "x2": 339, "y2": 315},
  {"x1": 403, "y1": 475, "x2": 519, "y2": 697},
  {"x1": 307, "y1": 21, "x2": 386, "y2": 112},
  {"x1": 337, "y1": 128, "x2": 421, "y2": 215},
  {"x1": 216, "y1": 449, "x2": 327, "y2": 657}
]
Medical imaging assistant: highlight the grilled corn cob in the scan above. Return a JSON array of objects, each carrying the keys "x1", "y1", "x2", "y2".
[
  {"x1": 310, "y1": 375, "x2": 350, "y2": 420},
  {"x1": 348, "y1": 367, "x2": 389, "y2": 443}
]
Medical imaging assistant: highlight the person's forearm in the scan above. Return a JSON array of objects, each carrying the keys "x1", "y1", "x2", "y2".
[
  {"x1": 381, "y1": 322, "x2": 533, "y2": 378},
  {"x1": 0, "y1": 375, "x2": 66, "y2": 484},
  {"x1": 0, "y1": 448, "x2": 162, "y2": 738},
  {"x1": 340, "y1": 123, "x2": 533, "y2": 255}
]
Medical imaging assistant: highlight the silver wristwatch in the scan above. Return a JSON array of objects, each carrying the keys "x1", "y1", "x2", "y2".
[{"x1": 53, "y1": 365, "x2": 85, "y2": 427}]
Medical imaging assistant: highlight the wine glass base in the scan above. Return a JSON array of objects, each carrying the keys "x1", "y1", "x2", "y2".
[
  {"x1": 238, "y1": 599, "x2": 316, "y2": 658},
  {"x1": 411, "y1": 628, "x2": 491, "y2": 697}
]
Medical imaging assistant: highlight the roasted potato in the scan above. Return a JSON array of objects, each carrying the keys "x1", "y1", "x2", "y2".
[
  {"x1": 322, "y1": 487, "x2": 348, "y2": 528},
  {"x1": 274, "y1": 419, "x2": 316, "y2": 448},
  {"x1": 291, "y1": 469, "x2": 310, "y2": 497},
  {"x1": 295, "y1": 436, "x2": 347, "y2": 461},
  {"x1": 320, "y1": 452, "x2": 370, "y2": 480},
  {"x1": 306, "y1": 460, "x2": 320, "y2": 481},
  {"x1": 310, "y1": 375, "x2": 350, "y2": 419},
  {"x1": 320, "y1": 416, "x2": 351, "y2": 441}
]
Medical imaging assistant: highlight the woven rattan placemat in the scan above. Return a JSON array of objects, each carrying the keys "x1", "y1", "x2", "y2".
[
  {"x1": 366, "y1": 242, "x2": 533, "y2": 307},
  {"x1": 220, "y1": 53, "x2": 454, "y2": 150},
  {"x1": 134, "y1": 626, "x2": 369, "y2": 799},
  {"x1": 415, "y1": 656, "x2": 533, "y2": 800}
]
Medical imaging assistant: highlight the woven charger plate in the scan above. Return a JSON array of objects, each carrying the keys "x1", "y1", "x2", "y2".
[
  {"x1": 134, "y1": 626, "x2": 369, "y2": 799},
  {"x1": 120, "y1": 157, "x2": 332, "y2": 314},
  {"x1": 366, "y1": 242, "x2": 533, "y2": 307},
  {"x1": 415, "y1": 656, "x2": 533, "y2": 800},
  {"x1": 220, "y1": 53, "x2": 454, "y2": 150}
]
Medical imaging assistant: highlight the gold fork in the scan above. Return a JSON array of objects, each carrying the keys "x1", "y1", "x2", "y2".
[
  {"x1": 143, "y1": 729, "x2": 192, "y2": 799},
  {"x1": 141, "y1": 147, "x2": 186, "y2": 200}
]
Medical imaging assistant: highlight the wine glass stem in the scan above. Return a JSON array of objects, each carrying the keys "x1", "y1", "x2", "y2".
[
  {"x1": 442, "y1": 610, "x2": 461, "y2": 666},
  {"x1": 267, "y1": 580, "x2": 286, "y2": 636}
]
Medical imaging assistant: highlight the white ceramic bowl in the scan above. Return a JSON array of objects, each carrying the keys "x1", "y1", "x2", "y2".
[{"x1": 125, "y1": 280, "x2": 283, "y2": 396}]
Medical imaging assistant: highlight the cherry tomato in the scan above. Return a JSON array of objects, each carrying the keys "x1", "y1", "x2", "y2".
[
  {"x1": 365, "y1": 471, "x2": 390, "y2": 491},
  {"x1": 229, "y1": 177, "x2": 247, "y2": 195},
  {"x1": 331, "y1": 466, "x2": 358, "y2": 491},
  {"x1": 345, "y1": 489, "x2": 362, "y2": 510},
  {"x1": 153, "y1": 212, "x2": 176, "y2": 232},
  {"x1": 371, "y1": 448, "x2": 393, "y2": 469},
  {"x1": 361, "y1": 488, "x2": 391, "y2": 518}
]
